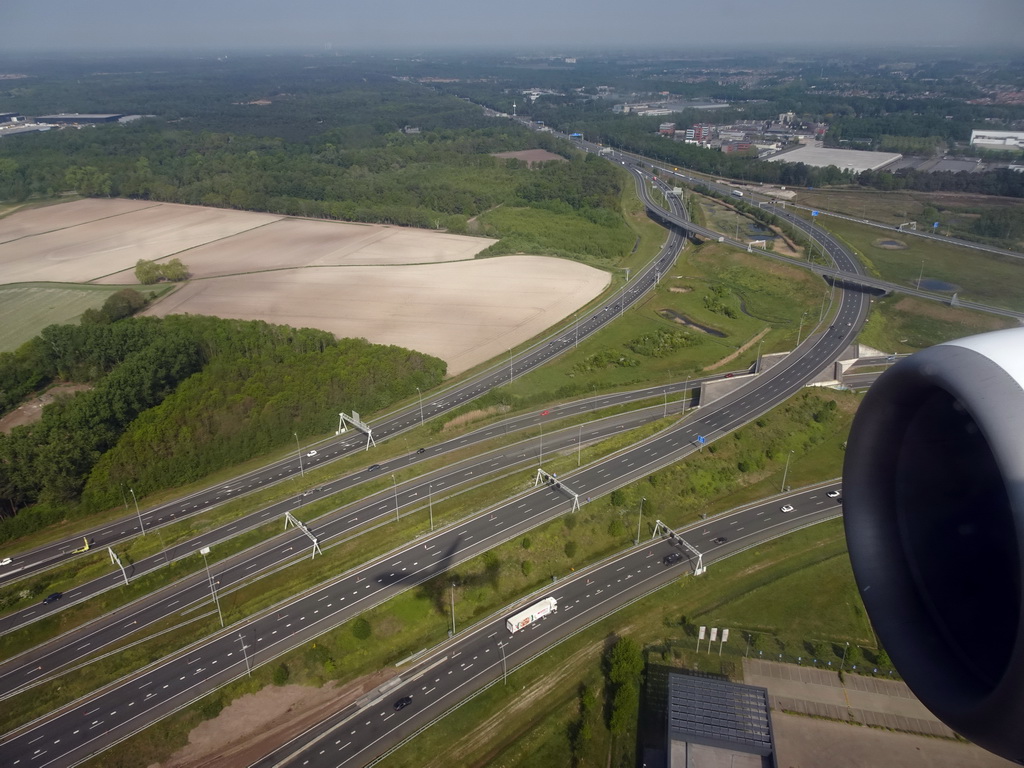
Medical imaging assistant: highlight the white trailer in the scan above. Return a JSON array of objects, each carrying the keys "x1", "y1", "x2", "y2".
[{"x1": 506, "y1": 597, "x2": 557, "y2": 634}]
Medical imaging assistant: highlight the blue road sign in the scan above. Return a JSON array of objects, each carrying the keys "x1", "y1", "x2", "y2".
[
  {"x1": 811, "y1": 210, "x2": 819, "y2": 217},
  {"x1": 697, "y1": 435, "x2": 706, "y2": 445},
  {"x1": 933, "y1": 221, "x2": 939, "y2": 229}
]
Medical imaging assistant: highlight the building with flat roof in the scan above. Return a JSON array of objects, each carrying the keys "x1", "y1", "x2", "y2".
[
  {"x1": 36, "y1": 113, "x2": 124, "y2": 124},
  {"x1": 970, "y1": 130, "x2": 1024, "y2": 150},
  {"x1": 667, "y1": 671, "x2": 777, "y2": 768},
  {"x1": 765, "y1": 145, "x2": 901, "y2": 173}
]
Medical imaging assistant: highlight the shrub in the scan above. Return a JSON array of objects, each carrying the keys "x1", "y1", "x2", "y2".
[
  {"x1": 272, "y1": 662, "x2": 290, "y2": 686},
  {"x1": 352, "y1": 617, "x2": 372, "y2": 640}
]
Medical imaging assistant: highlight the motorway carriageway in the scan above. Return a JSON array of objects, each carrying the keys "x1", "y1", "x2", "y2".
[
  {"x1": 0, "y1": 255, "x2": 866, "y2": 767},
  {"x1": 0, "y1": 387, "x2": 706, "y2": 700},
  {"x1": 261, "y1": 491, "x2": 843, "y2": 768}
]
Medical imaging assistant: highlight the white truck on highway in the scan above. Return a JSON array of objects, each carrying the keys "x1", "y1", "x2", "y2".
[
  {"x1": 506, "y1": 597, "x2": 557, "y2": 634},
  {"x1": 731, "y1": 189, "x2": 744, "y2": 198}
]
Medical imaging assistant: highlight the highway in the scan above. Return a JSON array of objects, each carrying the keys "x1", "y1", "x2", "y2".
[
  {"x1": 0, "y1": 388, "x2": 710, "y2": 700},
  {"x1": 259, "y1": 489, "x2": 843, "y2": 768},
  {"x1": 0, "y1": 211, "x2": 866, "y2": 765},
  {"x1": 597, "y1": 146, "x2": 1024, "y2": 321},
  {"x1": 1, "y1": 130, "x2": 867, "y2": 767}
]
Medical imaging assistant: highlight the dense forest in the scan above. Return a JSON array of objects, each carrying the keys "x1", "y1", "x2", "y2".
[{"x1": 0, "y1": 315, "x2": 446, "y2": 541}]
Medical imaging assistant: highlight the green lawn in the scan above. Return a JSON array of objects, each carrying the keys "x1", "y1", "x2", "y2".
[{"x1": 860, "y1": 293, "x2": 1016, "y2": 354}]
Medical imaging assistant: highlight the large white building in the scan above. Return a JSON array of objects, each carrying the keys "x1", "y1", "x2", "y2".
[{"x1": 970, "y1": 130, "x2": 1024, "y2": 150}]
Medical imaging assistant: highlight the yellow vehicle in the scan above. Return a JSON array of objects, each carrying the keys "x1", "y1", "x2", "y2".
[{"x1": 71, "y1": 537, "x2": 90, "y2": 554}]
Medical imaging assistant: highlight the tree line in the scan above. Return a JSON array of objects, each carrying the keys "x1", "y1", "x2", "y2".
[{"x1": 0, "y1": 315, "x2": 446, "y2": 542}]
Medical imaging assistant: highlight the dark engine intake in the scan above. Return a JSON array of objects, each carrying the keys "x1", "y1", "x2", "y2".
[{"x1": 843, "y1": 326, "x2": 1024, "y2": 764}]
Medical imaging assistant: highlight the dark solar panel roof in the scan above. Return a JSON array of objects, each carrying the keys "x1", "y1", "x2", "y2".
[{"x1": 667, "y1": 672, "x2": 775, "y2": 759}]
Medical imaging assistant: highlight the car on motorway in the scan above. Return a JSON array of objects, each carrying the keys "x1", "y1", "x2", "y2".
[
  {"x1": 393, "y1": 695, "x2": 413, "y2": 711},
  {"x1": 42, "y1": 592, "x2": 63, "y2": 604},
  {"x1": 306, "y1": 450, "x2": 317, "y2": 458},
  {"x1": 416, "y1": 447, "x2": 426, "y2": 454},
  {"x1": 368, "y1": 464, "x2": 381, "y2": 471},
  {"x1": 827, "y1": 490, "x2": 841, "y2": 499},
  {"x1": 541, "y1": 410, "x2": 550, "y2": 416},
  {"x1": 780, "y1": 504, "x2": 795, "y2": 513},
  {"x1": 663, "y1": 552, "x2": 683, "y2": 566},
  {"x1": 711, "y1": 536, "x2": 728, "y2": 545},
  {"x1": 724, "y1": 373, "x2": 734, "y2": 378},
  {"x1": 0, "y1": 557, "x2": 12, "y2": 567}
]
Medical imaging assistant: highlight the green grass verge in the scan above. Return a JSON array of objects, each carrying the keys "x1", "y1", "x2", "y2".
[
  {"x1": 498, "y1": 241, "x2": 827, "y2": 407},
  {"x1": 806, "y1": 214, "x2": 1024, "y2": 312},
  {"x1": 859, "y1": 292, "x2": 1017, "y2": 354}
]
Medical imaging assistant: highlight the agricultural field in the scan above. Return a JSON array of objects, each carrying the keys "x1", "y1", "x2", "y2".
[
  {"x1": 0, "y1": 282, "x2": 168, "y2": 353},
  {"x1": 0, "y1": 200, "x2": 609, "y2": 375}
]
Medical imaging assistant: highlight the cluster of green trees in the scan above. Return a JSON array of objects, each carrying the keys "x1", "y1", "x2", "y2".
[
  {"x1": 80, "y1": 288, "x2": 149, "y2": 326},
  {"x1": 626, "y1": 328, "x2": 699, "y2": 357},
  {"x1": 0, "y1": 315, "x2": 445, "y2": 540},
  {"x1": 134, "y1": 258, "x2": 189, "y2": 284}
]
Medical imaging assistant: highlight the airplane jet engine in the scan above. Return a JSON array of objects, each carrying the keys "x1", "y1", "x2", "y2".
[{"x1": 843, "y1": 326, "x2": 1024, "y2": 764}]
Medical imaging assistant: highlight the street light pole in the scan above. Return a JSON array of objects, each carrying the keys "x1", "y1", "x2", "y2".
[
  {"x1": 238, "y1": 633, "x2": 252, "y2": 676},
  {"x1": 499, "y1": 640, "x2": 508, "y2": 685},
  {"x1": 577, "y1": 424, "x2": 582, "y2": 467},
  {"x1": 781, "y1": 450, "x2": 794, "y2": 492},
  {"x1": 200, "y1": 546, "x2": 224, "y2": 628},
  {"x1": 450, "y1": 583, "x2": 456, "y2": 635},
  {"x1": 294, "y1": 432, "x2": 304, "y2": 477},
  {"x1": 574, "y1": 312, "x2": 578, "y2": 349},
  {"x1": 509, "y1": 349, "x2": 513, "y2": 385},
  {"x1": 416, "y1": 387, "x2": 424, "y2": 425},
  {"x1": 840, "y1": 641, "x2": 850, "y2": 671},
  {"x1": 796, "y1": 313, "x2": 807, "y2": 347},
  {"x1": 636, "y1": 497, "x2": 646, "y2": 545},
  {"x1": 392, "y1": 475, "x2": 400, "y2": 523},
  {"x1": 129, "y1": 488, "x2": 145, "y2": 535},
  {"x1": 428, "y1": 483, "x2": 434, "y2": 531}
]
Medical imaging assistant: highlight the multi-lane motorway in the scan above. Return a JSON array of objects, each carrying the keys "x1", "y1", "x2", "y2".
[
  {"x1": 0, "y1": 389, "x2": 711, "y2": 700},
  {"x1": 2, "y1": 130, "x2": 870, "y2": 768},
  {"x1": 0, "y1": 205, "x2": 866, "y2": 765},
  {"x1": 258, "y1": 486, "x2": 843, "y2": 768}
]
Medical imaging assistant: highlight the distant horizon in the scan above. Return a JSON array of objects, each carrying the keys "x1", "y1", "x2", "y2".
[
  {"x1": 3, "y1": 0, "x2": 1022, "y2": 56},
  {"x1": 0, "y1": 42, "x2": 1021, "y2": 64}
]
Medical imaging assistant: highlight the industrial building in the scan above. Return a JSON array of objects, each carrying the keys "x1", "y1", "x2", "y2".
[
  {"x1": 36, "y1": 113, "x2": 124, "y2": 124},
  {"x1": 665, "y1": 671, "x2": 777, "y2": 768},
  {"x1": 970, "y1": 130, "x2": 1024, "y2": 150}
]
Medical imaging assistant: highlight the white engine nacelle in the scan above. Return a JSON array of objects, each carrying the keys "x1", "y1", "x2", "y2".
[{"x1": 844, "y1": 326, "x2": 1024, "y2": 764}]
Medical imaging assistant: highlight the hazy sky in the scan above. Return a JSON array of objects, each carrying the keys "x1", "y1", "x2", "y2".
[{"x1": 2, "y1": 0, "x2": 1022, "y2": 53}]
